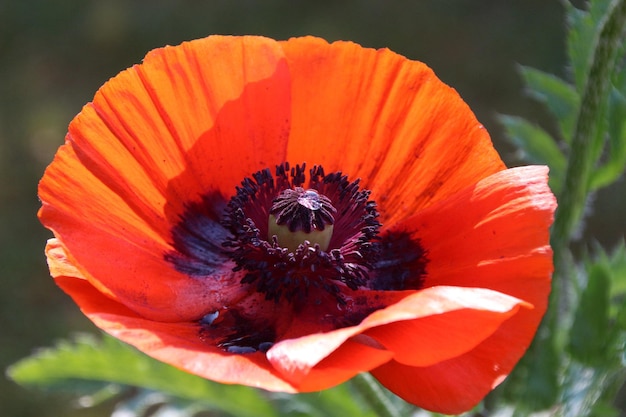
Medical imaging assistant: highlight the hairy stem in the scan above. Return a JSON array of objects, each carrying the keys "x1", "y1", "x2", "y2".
[
  {"x1": 551, "y1": 0, "x2": 626, "y2": 314},
  {"x1": 352, "y1": 373, "x2": 403, "y2": 417}
]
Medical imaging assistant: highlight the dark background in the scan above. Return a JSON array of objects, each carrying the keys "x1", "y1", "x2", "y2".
[{"x1": 1, "y1": 1, "x2": 624, "y2": 416}]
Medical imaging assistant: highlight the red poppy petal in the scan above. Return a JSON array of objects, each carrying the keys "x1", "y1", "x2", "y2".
[
  {"x1": 371, "y1": 310, "x2": 533, "y2": 415},
  {"x1": 39, "y1": 36, "x2": 292, "y2": 321},
  {"x1": 137, "y1": 35, "x2": 291, "y2": 207},
  {"x1": 370, "y1": 166, "x2": 555, "y2": 413},
  {"x1": 371, "y1": 358, "x2": 483, "y2": 414},
  {"x1": 294, "y1": 339, "x2": 394, "y2": 392},
  {"x1": 40, "y1": 176, "x2": 243, "y2": 322},
  {"x1": 362, "y1": 289, "x2": 527, "y2": 367},
  {"x1": 80, "y1": 35, "x2": 289, "y2": 206},
  {"x1": 46, "y1": 239, "x2": 297, "y2": 393},
  {"x1": 43, "y1": 236, "x2": 245, "y2": 323},
  {"x1": 396, "y1": 165, "x2": 556, "y2": 309},
  {"x1": 280, "y1": 36, "x2": 505, "y2": 226},
  {"x1": 268, "y1": 286, "x2": 526, "y2": 389}
]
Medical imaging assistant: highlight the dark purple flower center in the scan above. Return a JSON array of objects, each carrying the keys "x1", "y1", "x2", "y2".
[
  {"x1": 166, "y1": 162, "x2": 428, "y2": 354},
  {"x1": 221, "y1": 163, "x2": 381, "y2": 302}
]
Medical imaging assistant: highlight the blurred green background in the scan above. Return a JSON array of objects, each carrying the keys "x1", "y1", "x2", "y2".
[{"x1": 1, "y1": 1, "x2": 624, "y2": 416}]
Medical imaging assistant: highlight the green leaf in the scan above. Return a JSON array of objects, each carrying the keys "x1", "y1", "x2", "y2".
[
  {"x1": 519, "y1": 65, "x2": 580, "y2": 141},
  {"x1": 606, "y1": 241, "x2": 626, "y2": 325},
  {"x1": 7, "y1": 333, "x2": 278, "y2": 417},
  {"x1": 611, "y1": 243, "x2": 626, "y2": 330},
  {"x1": 112, "y1": 390, "x2": 170, "y2": 417},
  {"x1": 7, "y1": 334, "x2": 385, "y2": 417},
  {"x1": 520, "y1": 334, "x2": 561, "y2": 411},
  {"x1": 495, "y1": 328, "x2": 561, "y2": 413},
  {"x1": 112, "y1": 390, "x2": 211, "y2": 417},
  {"x1": 498, "y1": 114, "x2": 566, "y2": 194},
  {"x1": 616, "y1": 300, "x2": 626, "y2": 334},
  {"x1": 590, "y1": 86, "x2": 626, "y2": 190},
  {"x1": 608, "y1": 240, "x2": 626, "y2": 289},
  {"x1": 568, "y1": 263, "x2": 611, "y2": 364},
  {"x1": 589, "y1": 401, "x2": 622, "y2": 417},
  {"x1": 272, "y1": 384, "x2": 379, "y2": 417},
  {"x1": 74, "y1": 384, "x2": 124, "y2": 408},
  {"x1": 150, "y1": 401, "x2": 211, "y2": 417},
  {"x1": 589, "y1": 240, "x2": 626, "y2": 319}
]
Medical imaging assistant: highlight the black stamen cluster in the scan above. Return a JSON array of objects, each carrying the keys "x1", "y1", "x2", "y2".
[{"x1": 222, "y1": 163, "x2": 381, "y2": 303}]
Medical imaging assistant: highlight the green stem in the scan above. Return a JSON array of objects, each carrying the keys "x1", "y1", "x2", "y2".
[
  {"x1": 550, "y1": 0, "x2": 626, "y2": 315},
  {"x1": 520, "y1": 3, "x2": 626, "y2": 408},
  {"x1": 351, "y1": 373, "x2": 403, "y2": 417}
]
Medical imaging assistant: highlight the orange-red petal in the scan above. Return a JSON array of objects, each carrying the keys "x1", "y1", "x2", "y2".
[
  {"x1": 267, "y1": 286, "x2": 528, "y2": 390},
  {"x1": 398, "y1": 165, "x2": 555, "y2": 309},
  {"x1": 281, "y1": 36, "x2": 505, "y2": 227},
  {"x1": 46, "y1": 239, "x2": 297, "y2": 392},
  {"x1": 38, "y1": 36, "x2": 292, "y2": 321},
  {"x1": 285, "y1": 339, "x2": 395, "y2": 392},
  {"x1": 369, "y1": 166, "x2": 555, "y2": 412},
  {"x1": 370, "y1": 354, "x2": 493, "y2": 415},
  {"x1": 371, "y1": 308, "x2": 535, "y2": 415}
]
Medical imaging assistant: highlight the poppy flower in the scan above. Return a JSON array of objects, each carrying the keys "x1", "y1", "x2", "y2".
[{"x1": 39, "y1": 35, "x2": 556, "y2": 414}]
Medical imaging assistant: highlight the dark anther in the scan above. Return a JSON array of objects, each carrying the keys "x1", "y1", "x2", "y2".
[
  {"x1": 370, "y1": 231, "x2": 427, "y2": 291},
  {"x1": 221, "y1": 162, "x2": 381, "y2": 303},
  {"x1": 199, "y1": 309, "x2": 277, "y2": 355}
]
